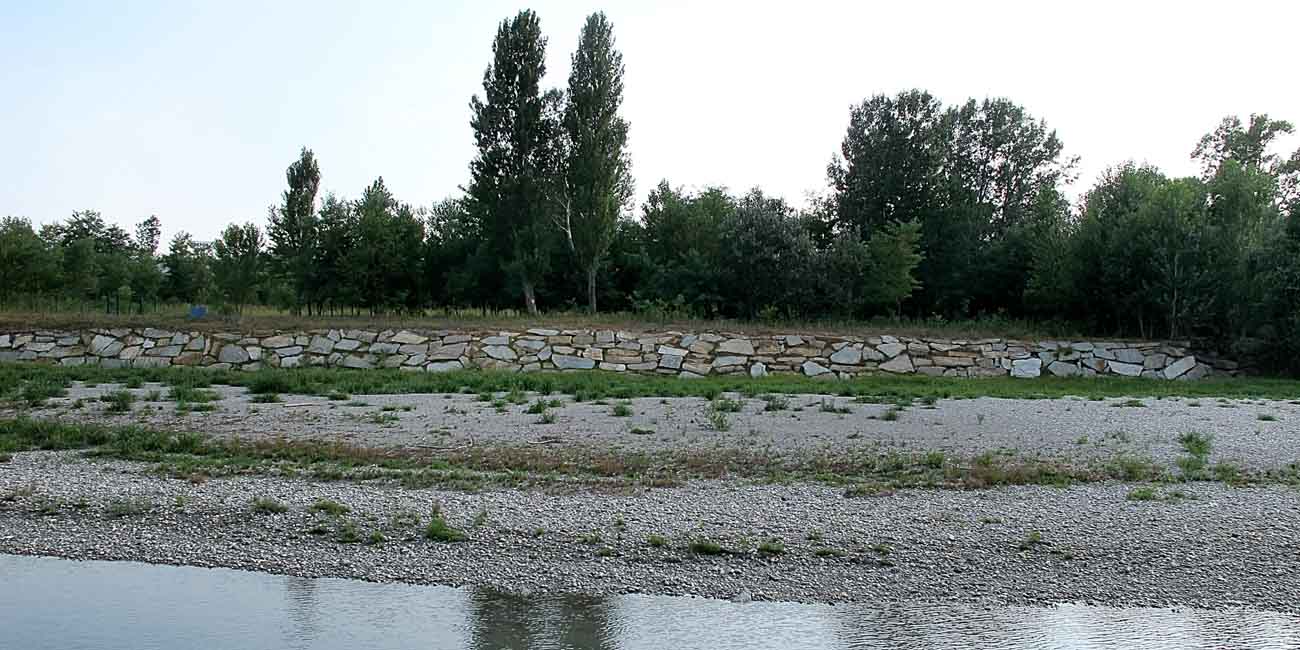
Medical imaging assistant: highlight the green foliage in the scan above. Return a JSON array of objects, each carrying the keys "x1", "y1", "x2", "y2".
[
  {"x1": 211, "y1": 222, "x2": 264, "y2": 312},
  {"x1": 559, "y1": 12, "x2": 632, "y2": 312},
  {"x1": 267, "y1": 147, "x2": 321, "y2": 314},
  {"x1": 425, "y1": 505, "x2": 467, "y2": 542},
  {"x1": 468, "y1": 9, "x2": 557, "y2": 315}
]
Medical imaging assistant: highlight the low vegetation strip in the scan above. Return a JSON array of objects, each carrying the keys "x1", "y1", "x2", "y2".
[
  {"x1": 2, "y1": 417, "x2": 1295, "y2": 491},
  {"x1": 3, "y1": 364, "x2": 1300, "y2": 405}
]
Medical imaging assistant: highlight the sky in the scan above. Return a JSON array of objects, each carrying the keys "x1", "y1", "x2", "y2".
[{"x1": 3, "y1": 0, "x2": 1298, "y2": 243}]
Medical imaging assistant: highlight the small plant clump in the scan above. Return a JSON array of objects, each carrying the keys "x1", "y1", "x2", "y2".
[
  {"x1": 309, "y1": 499, "x2": 350, "y2": 516},
  {"x1": 647, "y1": 534, "x2": 668, "y2": 548},
  {"x1": 252, "y1": 496, "x2": 289, "y2": 514},
  {"x1": 689, "y1": 538, "x2": 725, "y2": 555},
  {"x1": 706, "y1": 405, "x2": 732, "y2": 432},
  {"x1": 424, "y1": 504, "x2": 467, "y2": 543},
  {"x1": 106, "y1": 498, "x2": 152, "y2": 518},
  {"x1": 1018, "y1": 530, "x2": 1045, "y2": 551},
  {"x1": 100, "y1": 390, "x2": 136, "y2": 413},
  {"x1": 611, "y1": 401, "x2": 634, "y2": 417},
  {"x1": 712, "y1": 397, "x2": 743, "y2": 413},
  {"x1": 819, "y1": 399, "x2": 851, "y2": 414},
  {"x1": 757, "y1": 538, "x2": 785, "y2": 555}
]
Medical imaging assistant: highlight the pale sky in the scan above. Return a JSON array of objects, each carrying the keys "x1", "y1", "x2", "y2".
[{"x1": 3, "y1": 0, "x2": 1297, "y2": 243}]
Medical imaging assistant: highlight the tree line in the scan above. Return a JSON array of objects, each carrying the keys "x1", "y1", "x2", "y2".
[{"x1": 3, "y1": 10, "x2": 1299, "y2": 370}]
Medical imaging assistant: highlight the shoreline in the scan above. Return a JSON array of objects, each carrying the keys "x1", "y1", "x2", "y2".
[{"x1": 3, "y1": 451, "x2": 1298, "y2": 613}]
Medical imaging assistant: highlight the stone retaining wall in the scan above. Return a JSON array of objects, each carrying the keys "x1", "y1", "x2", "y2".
[{"x1": 0, "y1": 327, "x2": 1238, "y2": 380}]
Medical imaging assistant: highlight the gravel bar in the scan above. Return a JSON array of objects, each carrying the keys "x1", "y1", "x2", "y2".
[
  {"x1": 2, "y1": 451, "x2": 1299, "y2": 612},
  {"x1": 16, "y1": 382, "x2": 1300, "y2": 471}
]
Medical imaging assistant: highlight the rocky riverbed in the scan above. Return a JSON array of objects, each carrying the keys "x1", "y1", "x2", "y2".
[
  {"x1": 16, "y1": 380, "x2": 1300, "y2": 472},
  {"x1": 2, "y1": 450, "x2": 1299, "y2": 612}
]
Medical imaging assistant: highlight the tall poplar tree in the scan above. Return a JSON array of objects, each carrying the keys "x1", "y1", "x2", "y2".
[
  {"x1": 558, "y1": 11, "x2": 631, "y2": 312},
  {"x1": 468, "y1": 10, "x2": 555, "y2": 315},
  {"x1": 267, "y1": 147, "x2": 321, "y2": 314}
]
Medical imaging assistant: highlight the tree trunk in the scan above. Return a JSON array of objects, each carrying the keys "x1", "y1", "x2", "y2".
[
  {"x1": 522, "y1": 281, "x2": 539, "y2": 316},
  {"x1": 586, "y1": 265, "x2": 598, "y2": 314}
]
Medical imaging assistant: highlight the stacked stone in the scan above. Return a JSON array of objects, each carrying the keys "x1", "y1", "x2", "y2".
[{"x1": 0, "y1": 327, "x2": 1228, "y2": 380}]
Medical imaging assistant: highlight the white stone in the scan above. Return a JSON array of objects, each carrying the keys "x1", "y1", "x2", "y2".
[
  {"x1": 801, "y1": 360, "x2": 831, "y2": 377},
  {"x1": 877, "y1": 342, "x2": 907, "y2": 358},
  {"x1": 1113, "y1": 348, "x2": 1144, "y2": 364},
  {"x1": 659, "y1": 354, "x2": 683, "y2": 370},
  {"x1": 828, "y1": 346, "x2": 862, "y2": 365},
  {"x1": 1010, "y1": 358, "x2": 1042, "y2": 378},
  {"x1": 713, "y1": 356, "x2": 747, "y2": 368},
  {"x1": 340, "y1": 355, "x2": 374, "y2": 369},
  {"x1": 484, "y1": 345, "x2": 517, "y2": 361},
  {"x1": 334, "y1": 339, "x2": 362, "y2": 352},
  {"x1": 749, "y1": 362, "x2": 768, "y2": 378},
  {"x1": 429, "y1": 343, "x2": 467, "y2": 360},
  {"x1": 553, "y1": 354, "x2": 596, "y2": 370},
  {"x1": 1164, "y1": 356, "x2": 1196, "y2": 379},
  {"x1": 389, "y1": 331, "x2": 427, "y2": 345},
  {"x1": 657, "y1": 345, "x2": 688, "y2": 356},
  {"x1": 426, "y1": 360, "x2": 463, "y2": 373},
  {"x1": 307, "y1": 336, "x2": 334, "y2": 354},
  {"x1": 1110, "y1": 361, "x2": 1143, "y2": 377},
  {"x1": 482, "y1": 335, "x2": 510, "y2": 346},
  {"x1": 1047, "y1": 361, "x2": 1080, "y2": 377},
  {"x1": 89, "y1": 334, "x2": 116, "y2": 355},
  {"x1": 716, "y1": 339, "x2": 755, "y2": 355},
  {"x1": 218, "y1": 345, "x2": 250, "y2": 364},
  {"x1": 879, "y1": 354, "x2": 914, "y2": 373}
]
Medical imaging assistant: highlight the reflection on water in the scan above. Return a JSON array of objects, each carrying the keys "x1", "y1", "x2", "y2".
[{"x1": 1, "y1": 554, "x2": 1297, "y2": 650}]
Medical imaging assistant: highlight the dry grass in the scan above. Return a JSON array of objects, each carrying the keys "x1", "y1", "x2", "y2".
[{"x1": 0, "y1": 307, "x2": 1088, "y2": 340}]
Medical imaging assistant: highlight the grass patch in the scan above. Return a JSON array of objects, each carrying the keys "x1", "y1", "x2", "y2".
[
  {"x1": 762, "y1": 395, "x2": 790, "y2": 412},
  {"x1": 309, "y1": 499, "x2": 350, "y2": 516},
  {"x1": 689, "y1": 538, "x2": 725, "y2": 555},
  {"x1": 251, "y1": 393, "x2": 282, "y2": 404},
  {"x1": 106, "y1": 498, "x2": 152, "y2": 518},
  {"x1": 611, "y1": 401, "x2": 634, "y2": 417},
  {"x1": 167, "y1": 386, "x2": 220, "y2": 403},
  {"x1": 1111, "y1": 399, "x2": 1146, "y2": 408},
  {"x1": 819, "y1": 399, "x2": 851, "y2": 414},
  {"x1": 1178, "y1": 431, "x2": 1213, "y2": 458},
  {"x1": 1258, "y1": 413, "x2": 1278, "y2": 421},
  {"x1": 100, "y1": 390, "x2": 136, "y2": 413},
  {"x1": 424, "y1": 504, "x2": 467, "y2": 542},
  {"x1": 526, "y1": 398, "x2": 563, "y2": 414},
  {"x1": 705, "y1": 404, "x2": 732, "y2": 431},
  {"x1": 813, "y1": 547, "x2": 845, "y2": 558},
  {"x1": 712, "y1": 397, "x2": 743, "y2": 413},
  {"x1": 1017, "y1": 530, "x2": 1045, "y2": 551},
  {"x1": 252, "y1": 496, "x2": 289, "y2": 513},
  {"x1": 757, "y1": 538, "x2": 785, "y2": 555}
]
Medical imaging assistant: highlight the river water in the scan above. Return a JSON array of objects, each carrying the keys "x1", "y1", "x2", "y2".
[{"x1": 2, "y1": 554, "x2": 1297, "y2": 649}]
